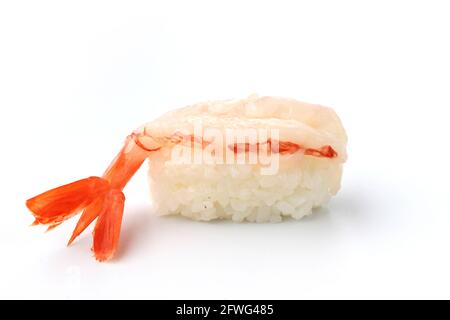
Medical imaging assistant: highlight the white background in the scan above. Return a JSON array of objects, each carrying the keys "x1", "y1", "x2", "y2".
[{"x1": 1, "y1": 0, "x2": 449, "y2": 299}]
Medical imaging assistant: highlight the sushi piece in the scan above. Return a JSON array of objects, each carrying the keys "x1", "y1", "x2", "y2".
[{"x1": 26, "y1": 95, "x2": 347, "y2": 261}]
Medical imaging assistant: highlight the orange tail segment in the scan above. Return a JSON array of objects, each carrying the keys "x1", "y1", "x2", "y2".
[
  {"x1": 92, "y1": 190, "x2": 125, "y2": 261},
  {"x1": 67, "y1": 193, "x2": 108, "y2": 246},
  {"x1": 26, "y1": 134, "x2": 149, "y2": 262},
  {"x1": 26, "y1": 177, "x2": 110, "y2": 227}
]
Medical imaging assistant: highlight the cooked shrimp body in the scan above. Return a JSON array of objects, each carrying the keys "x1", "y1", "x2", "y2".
[{"x1": 26, "y1": 95, "x2": 347, "y2": 261}]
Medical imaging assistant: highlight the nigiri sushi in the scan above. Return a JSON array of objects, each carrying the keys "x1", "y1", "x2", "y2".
[{"x1": 26, "y1": 95, "x2": 347, "y2": 261}]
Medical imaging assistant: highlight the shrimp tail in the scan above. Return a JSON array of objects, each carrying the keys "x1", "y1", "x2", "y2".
[
  {"x1": 26, "y1": 176, "x2": 110, "y2": 227},
  {"x1": 26, "y1": 134, "x2": 149, "y2": 262},
  {"x1": 67, "y1": 188, "x2": 126, "y2": 261},
  {"x1": 92, "y1": 190, "x2": 125, "y2": 261},
  {"x1": 67, "y1": 192, "x2": 108, "y2": 246}
]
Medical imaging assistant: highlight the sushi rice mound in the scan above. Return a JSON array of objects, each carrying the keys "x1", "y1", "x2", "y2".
[{"x1": 149, "y1": 150, "x2": 343, "y2": 222}]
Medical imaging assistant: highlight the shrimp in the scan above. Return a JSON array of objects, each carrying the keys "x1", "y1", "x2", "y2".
[{"x1": 26, "y1": 95, "x2": 347, "y2": 261}]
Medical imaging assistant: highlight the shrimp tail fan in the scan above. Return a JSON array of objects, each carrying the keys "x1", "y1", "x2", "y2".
[
  {"x1": 26, "y1": 176, "x2": 110, "y2": 229},
  {"x1": 26, "y1": 135, "x2": 148, "y2": 261},
  {"x1": 26, "y1": 177, "x2": 127, "y2": 261}
]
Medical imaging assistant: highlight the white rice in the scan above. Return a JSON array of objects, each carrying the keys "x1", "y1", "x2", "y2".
[{"x1": 147, "y1": 147, "x2": 343, "y2": 222}]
